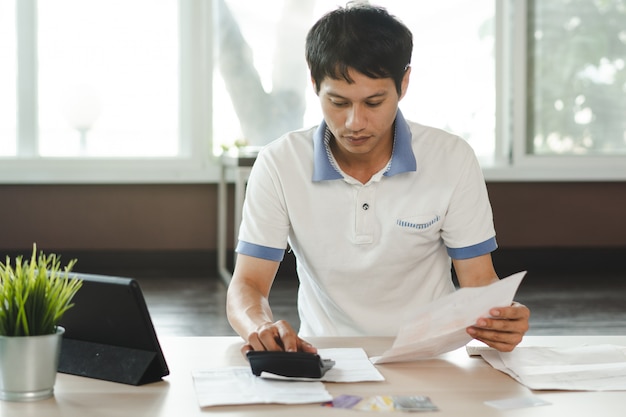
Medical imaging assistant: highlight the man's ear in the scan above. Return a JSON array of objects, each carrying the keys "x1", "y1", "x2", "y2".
[{"x1": 399, "y1": 66, "x2": 411, "y2": 101}]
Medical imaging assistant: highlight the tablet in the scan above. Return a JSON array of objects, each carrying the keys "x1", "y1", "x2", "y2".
[{"x1": 57, "y1": 272, "x2": 169, "y2": 385}]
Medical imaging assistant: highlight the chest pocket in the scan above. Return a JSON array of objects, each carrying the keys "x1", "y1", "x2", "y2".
[
  {"x1": 390, "y1": 214, "x2": 443, "y2": 253},
  {"x1": 396, "y1": 214, "x2": 441, "y2": 231}
]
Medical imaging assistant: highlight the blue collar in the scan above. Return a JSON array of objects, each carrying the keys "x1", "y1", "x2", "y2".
[{"x1": 312, "y1": 109, "x2": 417, "y2": 182}]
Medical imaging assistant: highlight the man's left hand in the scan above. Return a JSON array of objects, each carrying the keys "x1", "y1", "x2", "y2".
[{"x1": 466, "y1": 301, "x2": 530, "y2": 352}]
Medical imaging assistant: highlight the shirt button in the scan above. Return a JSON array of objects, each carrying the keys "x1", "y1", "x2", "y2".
[{"x1": 362, "y1": 203, "x2": 369, "y2": 210}]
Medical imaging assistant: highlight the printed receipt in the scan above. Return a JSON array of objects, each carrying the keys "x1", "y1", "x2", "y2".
[{"x1": 372, "y1": 271, "x2": 526, "y2": 364}]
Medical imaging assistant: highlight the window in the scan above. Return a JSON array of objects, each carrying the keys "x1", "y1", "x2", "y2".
[
  {"x1": 8, "y1": 0, "x2": 179, "y2": 158},
  {"x1": 2, "y1": 0, "x2": 212, "y2": 183},
  {"x1": 2, "y1": 0, "x2": 625, "y2": 183},
  {"x1": 526, "y1": 0, "x2": 626, "y2": 157},
  {"x1": 0, "y1": 1, "x2": 17, "y2": 156},
  {"x1": 36, "y1": 0, "x2": 179, "y2": 157},
  {"x1": 497, "y1": 0, "x2": 626, "y2": 180}
]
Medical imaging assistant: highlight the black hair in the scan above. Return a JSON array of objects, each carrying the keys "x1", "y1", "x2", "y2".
[{"x1": 305, "y1": 4, "x2": 413, "y2": 95}]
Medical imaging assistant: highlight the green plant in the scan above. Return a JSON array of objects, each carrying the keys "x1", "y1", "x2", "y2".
[{"x1": 0, "y1": 244, "x2": 82, "y2": 337}]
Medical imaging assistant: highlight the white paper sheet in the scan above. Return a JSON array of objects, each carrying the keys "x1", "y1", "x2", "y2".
[
  {"x1": 261, "y1": 348, "x2": 385, "y2": 382},
  {"x1": 373, "y1": 271, "x2": 526, "y2": 364},
  {"x1": 192, "y1": 348, "x2": 384, "y2": 407},
  {"x1": 192, "y1": 367, "x2": 332, "y2": 407},
  {"x1": 477, "y1": 344, "x2": 626, "y2": 391}
]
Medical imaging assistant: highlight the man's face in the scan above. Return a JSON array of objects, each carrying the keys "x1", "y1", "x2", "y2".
[{"x1": 316, "y1": 67, "x2": 409, "y2": 159}]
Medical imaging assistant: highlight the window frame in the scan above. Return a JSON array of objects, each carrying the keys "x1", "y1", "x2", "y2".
[
  {"x1": 2, "y1": 0, "x2": 625, "y2": 184},
  {"x1": 1, "y1": 0, "x2": 218, "y2": 184},
  {"x1": 490, "y1": 0, "x2": 626, "y2": 182}
]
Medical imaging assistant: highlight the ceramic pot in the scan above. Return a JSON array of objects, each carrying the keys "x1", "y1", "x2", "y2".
[{"x1": 0, "y1": 326, "x2": 64, "y2": 402}]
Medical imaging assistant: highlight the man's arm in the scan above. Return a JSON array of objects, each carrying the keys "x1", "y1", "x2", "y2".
[
  {"x1": 453, "y1": 253, "x2": 530, "y2": 352},
  {"x1": 226, "y1": 254, "x2": 317, "y2": 353}
]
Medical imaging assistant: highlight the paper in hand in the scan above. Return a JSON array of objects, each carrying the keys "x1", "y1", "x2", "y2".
[{"x1": 373, "y1": 271, "x2": 526, "y2": 363}]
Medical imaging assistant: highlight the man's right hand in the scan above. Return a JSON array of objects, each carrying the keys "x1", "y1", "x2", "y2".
[
  {"x1": 242, "y1": 320, "x2": 317, "y2": 355},
  {"x1": 226, "y1": 255, "x2": 315, "y2": 356}
]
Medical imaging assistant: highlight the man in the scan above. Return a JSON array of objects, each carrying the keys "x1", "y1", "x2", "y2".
[{"x1": 226, "y1": 4, "x2": 529, "y2": 354}]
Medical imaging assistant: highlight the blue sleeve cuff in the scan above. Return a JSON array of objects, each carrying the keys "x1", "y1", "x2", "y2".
[
  {"x1": 447, "y1": 237, "x2": 498, "y2": 260},
  {"x1": 236, "y1": 241, "x2": 285, "y2": 262}
]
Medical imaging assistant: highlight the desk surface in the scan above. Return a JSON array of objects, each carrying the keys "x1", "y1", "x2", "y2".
[{"x1": 2, "y1": 336, "x2": 626, "y2": 416}]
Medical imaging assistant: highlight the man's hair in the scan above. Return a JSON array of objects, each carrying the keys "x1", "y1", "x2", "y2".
[{"x1": 305, "y1": 4, "x2": 413, "y2": 95}]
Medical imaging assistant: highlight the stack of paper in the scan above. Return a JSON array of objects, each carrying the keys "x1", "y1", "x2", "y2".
[{"x1": 474, "y1": 344, "x2": 626, "y2": 391}]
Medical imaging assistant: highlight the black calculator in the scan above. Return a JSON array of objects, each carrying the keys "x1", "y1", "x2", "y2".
[{"x1": 246, "y1": 351, "x2": 335, "y2": 378}]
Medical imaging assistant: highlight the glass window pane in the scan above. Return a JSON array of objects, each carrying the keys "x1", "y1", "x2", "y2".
[
  {"x1": 37, "y1": 0, "x2": 179, "y2": 157},
  {"x1": 213, "y1": 0, "x2": 496, "y2": 164},
  {"x1": 0, "y1": 1, "x2": 17, "y2": 156},
  {"x1": 528, "y1": 0, "x2": 626, "y2": 156}
]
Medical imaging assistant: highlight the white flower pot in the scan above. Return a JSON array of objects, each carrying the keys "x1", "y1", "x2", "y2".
[{"x1": 0, "y1": 327, "x2": 64, "y2": 402}]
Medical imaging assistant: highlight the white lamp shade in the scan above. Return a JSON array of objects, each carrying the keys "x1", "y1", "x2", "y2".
[{"x1": 63, "y1": 83, "x2": 102, "y2": 131}]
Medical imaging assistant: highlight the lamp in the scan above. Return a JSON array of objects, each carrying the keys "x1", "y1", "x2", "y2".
[{"x1": 63, "y1": 83, "x2": 102, "y2": 155}]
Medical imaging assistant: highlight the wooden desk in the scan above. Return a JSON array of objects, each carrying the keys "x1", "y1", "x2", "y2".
[{"x1": 2, "y1": 336, "x2": 626, "y2": 416}]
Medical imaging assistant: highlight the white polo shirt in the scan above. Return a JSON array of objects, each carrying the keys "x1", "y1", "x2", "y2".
[{"x1": 236, "y1": 110, "x2": 497, "y2": 337}]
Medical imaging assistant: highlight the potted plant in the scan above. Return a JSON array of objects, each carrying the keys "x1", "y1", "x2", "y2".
[{"x1": 0, "y1": 244, "x2": 82, "y2": 402}]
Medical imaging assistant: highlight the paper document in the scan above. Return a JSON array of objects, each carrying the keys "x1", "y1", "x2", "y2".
[
  {"x1": 192, "y1": 348, "x2": 384, "y2": 407},
  {"x1": 192, "y1": 367, "x2": 331, "y2": 407},
  {"x1": 373, "y1": 271, "x2": 526, "y2": 364},
  {"x1": 261, "y1": 348, "x2": 385, "y2": 382},
  {"x1": 476, "y1": 344, "x2": 626, "y2": 391}
]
